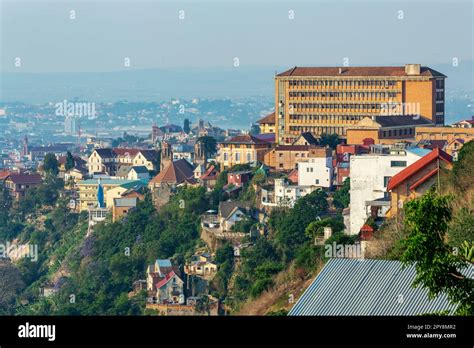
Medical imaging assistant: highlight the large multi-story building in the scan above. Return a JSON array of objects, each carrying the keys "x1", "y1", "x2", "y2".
[{"x1": 274, "y1": 64, "x2": 446, "y2": 144}]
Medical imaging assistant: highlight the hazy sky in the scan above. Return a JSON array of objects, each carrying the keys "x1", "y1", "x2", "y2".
[{"x1": 0, "y1": 0, "x2": 472, "y2": 73}]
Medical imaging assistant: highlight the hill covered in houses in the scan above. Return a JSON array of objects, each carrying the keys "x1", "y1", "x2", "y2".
[{"x1": 0, "y1": 140, "x2": 472, "y2": 316}]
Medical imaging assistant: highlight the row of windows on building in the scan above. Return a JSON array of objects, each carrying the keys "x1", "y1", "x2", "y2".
[
  {"x1": 381, "y1": 128, "x2": 415, "y2": 137},
  {"x1": 288, "y1": 103, "x2": 394, "y2": 112},
  {"x1": 288, "y1": 91, "x2": 398, "y2": 99},
  {"x1": 288, "y1": 115, "x2": 364, "y2": 122},
  {"x1": 222, "y1": 152, "x2": 253, "y2": 162},
  {"x1": 220, "y1": 144, "x2": 254, "y2": 149},
  {"x1": 288, "y1": 126, "x2": 347, "y2": 135},
  {"x1": 288, "y1": 80, "x2": 398, "y2": 88}
]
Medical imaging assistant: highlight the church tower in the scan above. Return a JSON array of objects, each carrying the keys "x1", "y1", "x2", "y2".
[
  {"x1": 194, "y1": 140, "x2": 206, "y2": 166},
  {"x1": 160, "y1": 141, "x2": 172, "y2": 171}
]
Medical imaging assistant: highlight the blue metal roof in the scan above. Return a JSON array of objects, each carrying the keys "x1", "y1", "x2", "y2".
[
  {"x1": 155, "y1": 259, "x2": 172, "y2": 268},
  {"x1": 289, "y1": 258, "x2": 472, "y2": 316},
  {"x1": 406, "y1": 147, "x2": 432, "y2": 158}
]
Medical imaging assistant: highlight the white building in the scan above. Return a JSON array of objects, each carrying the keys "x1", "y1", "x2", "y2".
[
  {"x1": 274, "y1": 178, "x2": 316, "y2": 207},
  {"x1": 298, "y1": 154, "x2": 333, "y2": 188},
  {"x1": 349, "y1": 146, "x2": 430, "y2": 235}
]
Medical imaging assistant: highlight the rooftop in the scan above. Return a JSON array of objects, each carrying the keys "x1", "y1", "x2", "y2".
[
  {"x1": 289, "y1": 258, "x2": 470, "y2": 316},
  {"x1": 277, "y1": 65, "x2": 446, "y2": 78}
]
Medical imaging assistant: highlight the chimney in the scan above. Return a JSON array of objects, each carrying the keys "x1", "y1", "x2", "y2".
[
  {"x1": 405, "y1": 64, "x2": 421, "y2": 75},
  {"x1": 338, "y1": 67, "x2": 342, "y2": 74}
]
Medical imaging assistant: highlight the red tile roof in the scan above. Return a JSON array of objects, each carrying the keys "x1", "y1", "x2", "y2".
[
  {"x1": 155, "y1": 270, "x2": 176, "y2": 289},
  {"x1": 222, "y1": 134, "x2": 270, "y2": 145},
  {"x1": 201, "y1": 165, "x2": 219, "y2": 180},
  {"x1": 387, "y1": 148, "x2": 452, "y2": 191},
  {"x1": 7, "y1": 173, "x2": 42, "y2": 185},
  {"x1": 113, "y1": 148, "x2": 141, "y2": 157},
  {"x1": 257, "y1": 112, "x2": 276, "y2": 125},
  {"x1": 150, "y1": 159, "x2": 195, "y2": 185},
  {"x1": 276, "y1": 66, "x2": 446, "y2": 77},
  {"x1": 0, "y1": 171, "x2": 10, "y2": 181}
]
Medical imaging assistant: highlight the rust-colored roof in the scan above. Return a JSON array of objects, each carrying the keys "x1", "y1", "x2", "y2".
[
  {"x1": 201, "y1": 165, "x2": 219, "y2": 180},
  {"x1": 387, "y1": 148, "x2": 452, "y2": 191},
  {"x1": 0, "y1": 171, "x2": 11, "y2": 180},
  {"x1": 257, "y1": 112, "x2": 275, "y2": 125},
  {"x1": 288, "y1": 169, "x2": 298, "y2": 184},
  {"x1": 113, "y1": 148, "x2": 141, "y2": 157},
  {"x1": 222, "y1": 134, "x2": 270, "y2": 144},
  {"x1": 7, "y1": 173, "x2": 42, "y2": 185},
  {"x1": 276, "y1": 66, "x2": 446, "y2": 78},
  {"x1": 150, "y1": 159, "x2": 195, "y2": 185}
]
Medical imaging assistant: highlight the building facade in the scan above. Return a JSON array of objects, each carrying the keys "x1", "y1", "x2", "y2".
[
  {"x1": 349, "y1": 145, "x2": 430, "y2": 235},
  {"x1": 274, "y1": 64, "x2": 446, "y2": 144}
]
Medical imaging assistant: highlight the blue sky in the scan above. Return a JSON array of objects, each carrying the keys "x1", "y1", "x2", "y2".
[{"x1": 1, "y1": 0, "x2": 472, "y2": 73}]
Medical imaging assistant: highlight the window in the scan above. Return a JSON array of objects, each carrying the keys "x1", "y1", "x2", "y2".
[
  {"x1": 235, "y1": 153, "x2": 240, "y2": 161},
  {"x1": 315, "y1": 179, "x2": 319, "y2": 184},
  {"x1": 246, "y1": 153, "x2": 251, "y2": 162},
  {"x1": 390, "y1": 161, "x2": 407, "y2": 167},
  {"x1": 223, "y1": 153, "x2": 228, "y2": 161},
  {"x1": 383, "y1": 176, "x2": 391, "y2": 187}
]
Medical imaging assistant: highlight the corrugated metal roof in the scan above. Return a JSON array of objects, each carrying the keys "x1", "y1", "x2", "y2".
[{"x1": 289, "y1": 258, "x2": 472, "y2": 316}]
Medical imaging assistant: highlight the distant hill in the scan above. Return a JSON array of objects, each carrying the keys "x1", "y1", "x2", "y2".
[{"x1": 1, "y1": 61, "x2": 472, "y2": 123}]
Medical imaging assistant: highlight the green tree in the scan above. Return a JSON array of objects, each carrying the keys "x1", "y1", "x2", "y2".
[
  {"x1": 319, "y1": 133, "x2": 339, "y2": 149},
  {"x1": 333, "y1": 178, "x2": 350, "y2": 209},
  {"x1": 401, "y1": 191, "x2": 473, "y2": 315},
  {"x1": 65, "y1": 151, "x2": 75, "y2": 171},
  {"x1": 43, "y1": 153, "x2": 59, "y2": 175},
  {"x1": 197, "y1": 136, "x2": 217, "y2": 158},
  {"x1": 183, "y1": 118, "x2": 190, "y2": 134}
]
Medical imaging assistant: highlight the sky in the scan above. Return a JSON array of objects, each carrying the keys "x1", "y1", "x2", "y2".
[{"x1": 1, "y1": 0, "x2": 473, "y2": 73}]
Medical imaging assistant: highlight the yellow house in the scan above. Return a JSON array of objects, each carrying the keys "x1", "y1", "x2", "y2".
[
  {"x1": 217, "y1": 134, "x2": 273, "y2": 171},
  {"x1": 386, "y1": 148, "x2": 452, "y2": 217},
  {"x1": 415, "y1": 126, "x2": 474, "y2": 143},
  {"x1": 257, "y1": 112, "x2": 276, "y2": 134},
  {"x1": 77, "y1": 179, "x2": 146, "y2": 211}
]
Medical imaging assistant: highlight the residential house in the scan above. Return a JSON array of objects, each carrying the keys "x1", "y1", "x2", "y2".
[
  {"x1": 263, "y1": 145, "x2": 310, "y2": 170},
  {"x1": 386, "y1": 148, "x2": 452, "y2": 217},
  {"x1": 349, "y1": 144, "x2": 430, "y2": 234},
  {"x1": 147, "y1": 259, "x2": 184, "y2": 305},
  {"x1": 77, "y1": 178, "x2": 146, "y2": 211},
  {"x1": 112, "y1": 197, "x2": 138, "y2": 222},
  {"x1": 88, "y1": 148, "x2": 157, "y2": 176},
  {"x1": 257, "y1": 112, "x2": 276, "y2": 134},
  {"x1": 148, "y1": 159, "x2": 196, "y2": 209},
  {"x1": 451, "y1": 116, "x2": 474, "y2": 128},
  {"x1": 446, "y1": 138, "x2": 468, "y2": 160},
  {"x1": 199, "y1": 165, "x2": 220, "y2": 189},
  {"x1": 297, "y1": 147, "x2": 333, "y2": 188},
  {"x1": 217, "y1": 134, "x2": 273, "y2": 171},
  {"x1": 184, "y1": 253, "x2": 217, "y2": 279},
  {"x1": 4, "y1": 173, "x2": 42, "y2": 199},
  {"x1": 217, "y1": 201, "x2": 253, "y2": 232},
  {"x1": 292, "y1": 132, "x2": 319, "y2": 146},
  {"x1": 127, "y1": 166, "x2": 150, "y2": 181},
  {"x1": 273, "y1": 178, "x2": 316, "y2": 207}
]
